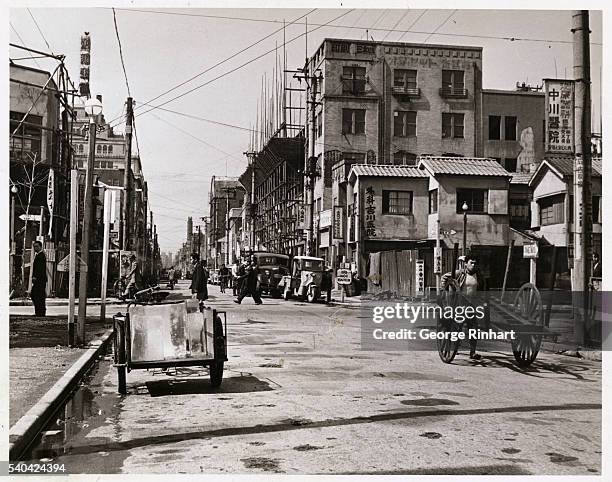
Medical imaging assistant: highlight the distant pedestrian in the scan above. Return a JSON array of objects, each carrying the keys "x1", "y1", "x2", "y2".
[
  {"x1": 219, "y1": 264, "x2": 230, "y2": 293},
  {"x1": 30, "y1": 240, "x2": 47, "y2": 316},
  {"x1": 190, "y1": 253, "x2": 209, "y2": 306},
  {"x1": 234, "y1": 255, "x2": 262, "y2": 305},
  {"x1": 123, "y1": 254, "x2": 141, "y2": 299},
  {"x1": 592, "y1": 253, "x2": 602, "y2": 278}
]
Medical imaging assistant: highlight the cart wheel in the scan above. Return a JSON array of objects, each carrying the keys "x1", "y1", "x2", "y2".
[
  {"x1": 209, "y1": 361, "x2": 224, "y2": 388},
  {"x1": 114, "y1": 320, "x2": 127, "y2": 395},
  {"x1": 511, "y1": 283, "x2": 543, "y2": 367},
  {"x1": 436, "y1": 317, "x2": 461, "y2": 363}
]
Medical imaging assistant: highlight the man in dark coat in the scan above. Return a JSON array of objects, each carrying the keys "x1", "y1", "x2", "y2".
[
  {"x1": 234, "y1": 255, "x2": 262, "y2": 305},
  {"x1": 30, "y1": 240, "x2": 47, "y2": 316},
  {"x1": 190, "y1": 253, "x2": 208, "y2": 303}
]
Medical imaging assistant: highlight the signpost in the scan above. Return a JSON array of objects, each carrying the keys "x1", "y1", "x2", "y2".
[
  {"x1": 336, "y1": 267, "x2": 352, "y2": 303},
  {"x1": 434, "y1": 247, "x2": 442, "y2": 274},
  {"x1": 523, "y1": 242, "x2": 539, "y2": 284},
  {"x1": 57, "y1": 254, "x2": 87, "y2": 273},
  {"x1": 19, "y1": 214, "x2": 42, "y2": 222},
  {"x1": 415, "y1": 260, "x2": 425, "y2": 297}
]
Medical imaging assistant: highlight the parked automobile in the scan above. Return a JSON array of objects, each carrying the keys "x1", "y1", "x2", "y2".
[
  {"x1": 277, "y1": 256, "x2": 332, "y2": 303},
  {"x1": 209, "y1": 269, "x2": 220, "y2": 285},
  {"x1": 251, "y1": 252, "x2": 290, "y2": 298}
]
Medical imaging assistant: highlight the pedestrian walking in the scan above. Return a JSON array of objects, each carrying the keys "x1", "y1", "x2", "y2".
[
  {"x1": 190, "y1": 253, "x2": 209, "y2": 307},
  {"x1": 234, "y1": 255, "x2": 262, "y2": 304},
  {"x1": 123, "y1": 254, "x2": 141, "y2": 299},
  {"x1": 592, "y1": 253, "x2": 602, "y2": 278},
  {"x1": 30, "y1": 240, "x2": 47, "y2": 316},
  {"x1": 168, "y1": 266, "x2": 176, "y2": 289},
  {"x1": 219, "y1": 264, "x2": 230, "y2": 293}
]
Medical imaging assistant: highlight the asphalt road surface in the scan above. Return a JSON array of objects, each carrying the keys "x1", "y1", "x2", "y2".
[{"x1": 23, "y1": 280, "x2": 602, "y2": 475}]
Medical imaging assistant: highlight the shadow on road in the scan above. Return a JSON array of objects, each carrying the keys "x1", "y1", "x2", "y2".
[{"x1": 143, "y1": 374, "x2": 274, "y2": 397}]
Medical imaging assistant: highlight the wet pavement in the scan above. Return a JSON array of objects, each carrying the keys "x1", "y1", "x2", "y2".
[{"x1": 19, "y1": 281, "x2": 602, "y2": 475}]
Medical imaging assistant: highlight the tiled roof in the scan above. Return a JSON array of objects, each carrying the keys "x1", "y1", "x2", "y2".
[
  {"x1": 545, "y1": 156, "x2": 602, "y2": 177},
  {"x1": 509, "y1": 172, "x2": 533, "y2": 184},
  {"x1": 418, "y1": 156, "x2": 511, "y2": 177},
  {"x1": 350, "y1": 164, "x2": 429, "y2": 178}
]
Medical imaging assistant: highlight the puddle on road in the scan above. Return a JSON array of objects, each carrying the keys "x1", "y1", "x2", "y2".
[{"x1": 19, "y1": 360, "x2": 128, "y2": 473}]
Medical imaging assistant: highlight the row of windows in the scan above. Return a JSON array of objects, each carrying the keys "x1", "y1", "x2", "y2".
[
  {"x1": 76, "y1": 144, "x2": 117, "y2": 154},
  {"x1": 539, "y1": 194, "x2": 602, "y2": 226},
  {"x1": 341, "y1": 109, "x2": 465, "y2": 139},
  {"x1": 76, "y1": 160, "x2": 114, "y2": 169},
  {"x1": 381, "y1": 187, "x2": 487, "y2": 216},
  {"x1": 340, "y1": 67, "x2": 465, "y2": 95}
]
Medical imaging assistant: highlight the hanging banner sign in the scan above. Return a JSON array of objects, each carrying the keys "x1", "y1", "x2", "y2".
[
  {"x1": 47, "y1": 168, "x2": 54, "y2": 237},
  {"x1": 415, "y1": 260, "x2": 425, "y2": 296},
  {"x1": 333, "y1": 205, "x2": 345, "y2": 240},
  {"x1": 79, "y1": 33, "x2": 91, "y2": 97},
  {"x1": 544, "y1": 79, "x2": 575, "y2": 154}
]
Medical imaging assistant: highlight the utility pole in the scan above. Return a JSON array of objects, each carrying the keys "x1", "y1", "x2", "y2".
[
  {"x1": 77, "y1": 107, "x2": 98, "y2": 346},
  {"x1": 571, "y1": 10, "x2": 593, "y2": 345},
  {"x1": 67, "y1": 170, "x2": 78, "y2": 345},
  {"x1": 225, "y1": 189, "x2": 231, "y2": 265},
  {"x1": 197, "y1": 225, "x2": 201, "y2": 259},
  {"x1": 100, "y1": 189, "x2": 111, "y2": 322},
  {"x1": 243, "y1": 150, "x2": 257, "y2": 252},
  {"x1": 121, "y1": 97, "x2": 133, "y2": 251},
  {"x1": 295, "y1": 63, "x2": 322, "y2": 256}
]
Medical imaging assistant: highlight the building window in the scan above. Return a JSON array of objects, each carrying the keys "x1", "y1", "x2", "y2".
[
  {"x1": 489, "y1": 115, "x2": 501, "y2": 140},
  {"x1": 342, "y1": 152, "x2": 366, "y2": 163},
  {"x1": 108, "y1": 145, "x2": 113, "y2": 154},
  {"x1": 393, "y1": 69, "x2": 417, "y2": 90},
  {"x1": 342, "y1": 66, "x2": 366, "y2": 95},
  {"x1": 342, "y1": 109, "x2": 366, "y2": 135},
  {"x1": 393, "y1": 151, "x2": 417, "y2": 166},
  {"x1": 539, "y1": 194, "x2": 565, "y2": 226},
  {"x1": 77, "y1": 159, "x2": 84, "y2": 168},
  {"x1": 9, "y1": 111, "x2": 42, "y2": 162},
  {"x1": 442, "y1": 113, "x2": 464, "y2": 139},
  {"x1": 429, "y1": 189, "x2": 438, "y2": 214},
  {"x1": 102, "y1": 145, "x2": 108, "y2": 154},
  {"x1": 316, "y1": 198, "x2": 322, "y2": 214},
  {"x1": 78, "y1": 144, "x2": 84, "y2": 153},
  {"x1": 97, "y1": 145, "x2": 102, "y2": 154},
  {"x1": 456, "y1": 188, "x2": 487, "y2": 214},
  {"x1": 504, "y1": 158, "x2": 517, "y2": 172},
  {"x1": 316, "y1": 113, "x2": 322, "y2": 138},
  {"x1": 383, "y1": 190, "x2": 413, "y2": 215},
  {"x1": 442, "y1": 70, "x2": 465, "y2": 90},
  {"x1": 504, "y1": 116, "x2": 517, "y2": 141},
  {"x1": 394, "y1": 111, "x2": 417, "y2": 137},
  {"x1": 509, "y1": 200, "x2": 530, "y2": 228}
]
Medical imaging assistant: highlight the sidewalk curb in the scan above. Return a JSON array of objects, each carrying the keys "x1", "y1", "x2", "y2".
[
  {"x1": 8, "y1": 329, "x2": 114, "y2": 461},
  {"x1": 10, "y1": 300, "x2": 124, "y2": 307}
]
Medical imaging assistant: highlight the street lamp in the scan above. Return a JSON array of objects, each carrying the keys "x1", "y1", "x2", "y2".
[
  {"x1": 462, "y1": 201, "x2": 469, "y2": 256},
  {"x1": 10, "y1": 184, "x2": 18, "y2": 292},
  {"x1": 77, "y1": 96, "x2": 103, "y2": 345}
]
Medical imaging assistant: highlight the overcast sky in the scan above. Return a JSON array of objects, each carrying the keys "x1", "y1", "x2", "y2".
[{"x1": 7, "y1": 4, "x2": 603, "y2": 253}]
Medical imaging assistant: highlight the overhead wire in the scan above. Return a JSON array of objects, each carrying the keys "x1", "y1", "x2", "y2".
[
  {"x1": 104, "y1": 8, "x2": 317, "y2": 127},
  {"x1": 423, "y1": 9, "x2": 458, "y2": 44},
  {"x1": 396, "y1": 10, "x2": 428, "y2": 42},
  {"x1": 9, "y1": 23, "x2": 42, "y2": 68},
  {"x1": 112, "y1": 8, "x2": 132, "y2": 97},
  {"x1": 109, "y1": 9, "x2": 355, "y2": 129},
  {"x1": 27, "y1": 8, "x2": 55, "y2": 55},
  {"x1": 382, "y1": 9, "x2": 410, "y2": 42}
]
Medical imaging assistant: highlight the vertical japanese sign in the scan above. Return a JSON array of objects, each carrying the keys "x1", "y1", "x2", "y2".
[
  {"x1": 415, "y1": 259, "x2": 425, "y2": 296},
  {"x1": 544, "y1": 79, "x2": 574, "y2": 154},
  {"x1": 364, "y1": 186, "x2": 376, "y2": 238},
  {"x1": 46, "y1": 168, "x2": 54, "y2": 237},
  {"x1": 79, "y1": 33, "x2": 91, "y2": 98},
  {"x1": 333, "y1": 205, "x2": 344, "y2": 240}
]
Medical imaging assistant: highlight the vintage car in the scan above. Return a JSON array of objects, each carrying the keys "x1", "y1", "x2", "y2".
[
  {"x1": 208, "y1": 269, "x2": 220, "y2": 285},
  {"x1": 251, "y1": 252, "x2": 291, "y2": 298},
  {"x1": 277, "y1": 256, "x2": 332, "y2": 303}
]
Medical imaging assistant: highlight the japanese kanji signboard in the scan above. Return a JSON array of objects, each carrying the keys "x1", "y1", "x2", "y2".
[
  {"x1": 364, "y1": 186, "x2": 376, "y2": 238},
  {"x1": 544, "y1": 79, "x2": 575, "y2": 154}
]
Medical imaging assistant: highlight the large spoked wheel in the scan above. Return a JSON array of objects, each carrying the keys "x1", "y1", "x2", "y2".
[
  {"x1": 210, "y1": 315, "x2": 225, "y2": 388},
  {"x1": 436, "y1": 290, "x2": 461, "y2": 364},
  {"x1": 511, "y1": 283, "x2": 544, "y2": 367},
  {"x1": 307, "y1": 287, "x2": 320, "y2": 303},
  {"x1": 113, "y1": 318, "x2": 127, "y2": 395}
]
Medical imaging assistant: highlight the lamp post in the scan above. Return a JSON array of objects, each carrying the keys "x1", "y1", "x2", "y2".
[
  {"x1": 77, "y1": 97, "x2": 102, "y2": 345},
  {"x1": 462, "y1": 201, "x2": 469, "y2": 256},
  {"x1": 10, "y1": 184, "x2": 18, "y2": 291}
]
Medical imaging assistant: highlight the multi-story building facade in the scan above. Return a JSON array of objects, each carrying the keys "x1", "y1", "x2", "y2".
[
  {"x1": 305, "y1": 38, "x2": 484, "y2": 267},
  {"x1": 208, "y1": 177, "x2": 244, "y2": 267},
  {"x1": 10, "y1": 63, "x2": 68, "y2": 295}
]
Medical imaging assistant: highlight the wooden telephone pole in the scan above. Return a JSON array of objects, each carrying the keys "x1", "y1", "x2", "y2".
[{"x1": 121, "y1": 97, "x2": 133, "y2": 251}]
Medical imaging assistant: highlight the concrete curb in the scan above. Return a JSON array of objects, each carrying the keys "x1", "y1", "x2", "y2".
[
  {"x1": 8, "y1": 329, "x2": 115, "y2": 461},
  {"x1": 10, "y1": 299, "x2": 124, "y2": 307}
]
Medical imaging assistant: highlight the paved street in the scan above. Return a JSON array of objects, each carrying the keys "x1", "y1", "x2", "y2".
[{"x1": 21, "y1": 280, "x2": 601, "y2": 475}]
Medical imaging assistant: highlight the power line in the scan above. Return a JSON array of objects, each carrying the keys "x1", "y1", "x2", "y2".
[
  {"x1": 110, "y1": 9, "x2": 354, "y2": 129},
  {"x1": 423, "y1": 9, "x2": 458, "y2": 44},
  {"x1": 105, "y1": 8, "x2": 316, "y2": 127},
  {"x1": 27, "y1": 8, "x2": 54, "y2": 55},
  {"x1": 9, "y1": 23, "x2": 41, "y2": 68},
  {"x1": 397, "y1": 10, "x2": 428, "y2": 42},
  {"x1": 113, "y1": 8, "x2": 602, "y2": 46},
  {"x1": 112, "y1": 8, "x2": 132, "y2": 97},
  {"x1": 382, "y1": 9, "x2": 410, "y2": 42}
]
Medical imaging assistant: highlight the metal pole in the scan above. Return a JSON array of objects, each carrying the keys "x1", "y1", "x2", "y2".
[
  {"x1": 39, "y1": 206, "x2": 44, "y2": 238},
  {"x1": 68, "y1": 170, "x2": 78, "y2": 344},
  {"x1": 307, "y1": 72, "x2": 318, "y2": 256},
  {"x1": 77, "y1": 115, "x2": 97, "y2": 346},
  {"x1": 122, "y1": 97, "x2": 133, "y2": 251},
  {"x1": 462, "y1": 212, "x2": 467, "y2": 256},
  {"x1": 435, "y1": 218, "x2": 441, "y2": 294},
  {"x1": 197, "y1": 225, "x2": 201, "y2": 259},
  {"x1": 571, "y1": 10, "x2": 592, "y2": 345},
  {"x1": 500, "y1": 240, "x2": 515, "y2": 303},
  {"x1": 10, "y1": 194, "x2": 15, "y2": 291},
  {"x1": 100, "y1": 189, "x2": 111, "y2": 322},
  {"x1": 251, "y1": 156, "x2": 256, "y2": 251},
  {"x1": 226, "y1": 190, "x2": 230, "y2": 265}
]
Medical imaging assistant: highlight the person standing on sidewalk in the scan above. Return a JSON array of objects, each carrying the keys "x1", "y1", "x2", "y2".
[
  {"x1": 234, "y1": 255, "x2": 262, "y2": 305},
  {"x1": 123, "y1": 254, "x2": 141, "y2": 299},
  {"x1": 190, "y1": 253, "x2": 209, "y2": 306},
  {"x1": 30, "y1": 240, "x2": 47, "y2": 317},
  {"x1": 219, "y1": 264, "x2": 230, "y2": 293}
]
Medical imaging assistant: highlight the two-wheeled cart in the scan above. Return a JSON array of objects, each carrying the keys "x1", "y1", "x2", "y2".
[
  {"x1": 112, "y1": 296, "x2": 227, "y2": 394},
  {"x1": 437, "y1": 282, "x2": 561, "y2": 367}
]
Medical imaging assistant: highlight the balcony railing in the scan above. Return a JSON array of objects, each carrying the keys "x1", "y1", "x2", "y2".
[
  {"x1": 439, "y1": 87, "x2": 468, "y2": 98},
  {"x1": 391, "y1": 86, "x2": 421, "y2": 97}
]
